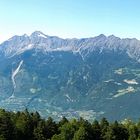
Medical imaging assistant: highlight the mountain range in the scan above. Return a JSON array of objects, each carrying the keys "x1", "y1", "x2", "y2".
[{"x1": 1, "y1": 31, "x2": 140, "y2": 121}]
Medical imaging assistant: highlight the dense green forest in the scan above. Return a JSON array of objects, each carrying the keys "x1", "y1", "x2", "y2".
[{"x1": 0, "y1": 109, "x2": 140, "y2": 140}]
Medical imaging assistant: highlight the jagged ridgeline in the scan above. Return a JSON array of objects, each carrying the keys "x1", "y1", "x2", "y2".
[{"x1": 0, "y1": 31, "x2": 140, "y2": 121}]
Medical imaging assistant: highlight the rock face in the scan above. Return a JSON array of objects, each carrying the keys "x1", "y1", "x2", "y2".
[{"x1": 1, "y1": 31, "x2": 140, "y2": 121}]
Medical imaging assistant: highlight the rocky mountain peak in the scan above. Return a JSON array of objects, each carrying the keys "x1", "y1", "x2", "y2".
[
  {"x1": 1, "y1": 32, "x2": 140, "y2": 61},
  {"x1": 30, "y1": 31, "x2": 48, "y2": 38}
]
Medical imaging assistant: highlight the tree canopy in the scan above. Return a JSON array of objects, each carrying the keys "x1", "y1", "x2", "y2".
[{"x1": 0, "y1": 109, "x2": 140, "y2": 140}]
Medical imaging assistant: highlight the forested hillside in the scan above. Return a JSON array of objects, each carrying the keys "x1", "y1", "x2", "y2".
[
  {"x1": 0, "y1": 109, "x2": 139, "y2": 140},
  {"x1": 1, "y1": 32, "x2": 140, "y2": 121}
]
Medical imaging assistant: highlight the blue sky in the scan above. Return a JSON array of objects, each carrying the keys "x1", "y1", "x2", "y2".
[{"x1": 0, "y1": 0, "x2": 140, "y2": 42}]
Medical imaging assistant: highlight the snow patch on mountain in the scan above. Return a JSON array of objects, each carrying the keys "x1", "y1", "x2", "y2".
[
  {"x1": 124, "y1": 79, "x2": 138, "y2": 85},
  {"x1": 11, "y1": 60, "x2": 23, "y2": 89},
  {"x1": 38, "y1": 33, "x2": 47, "y2": 38},
  {"x1": 65, "y1": 94, "x2": 74, "y2": 102}
]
